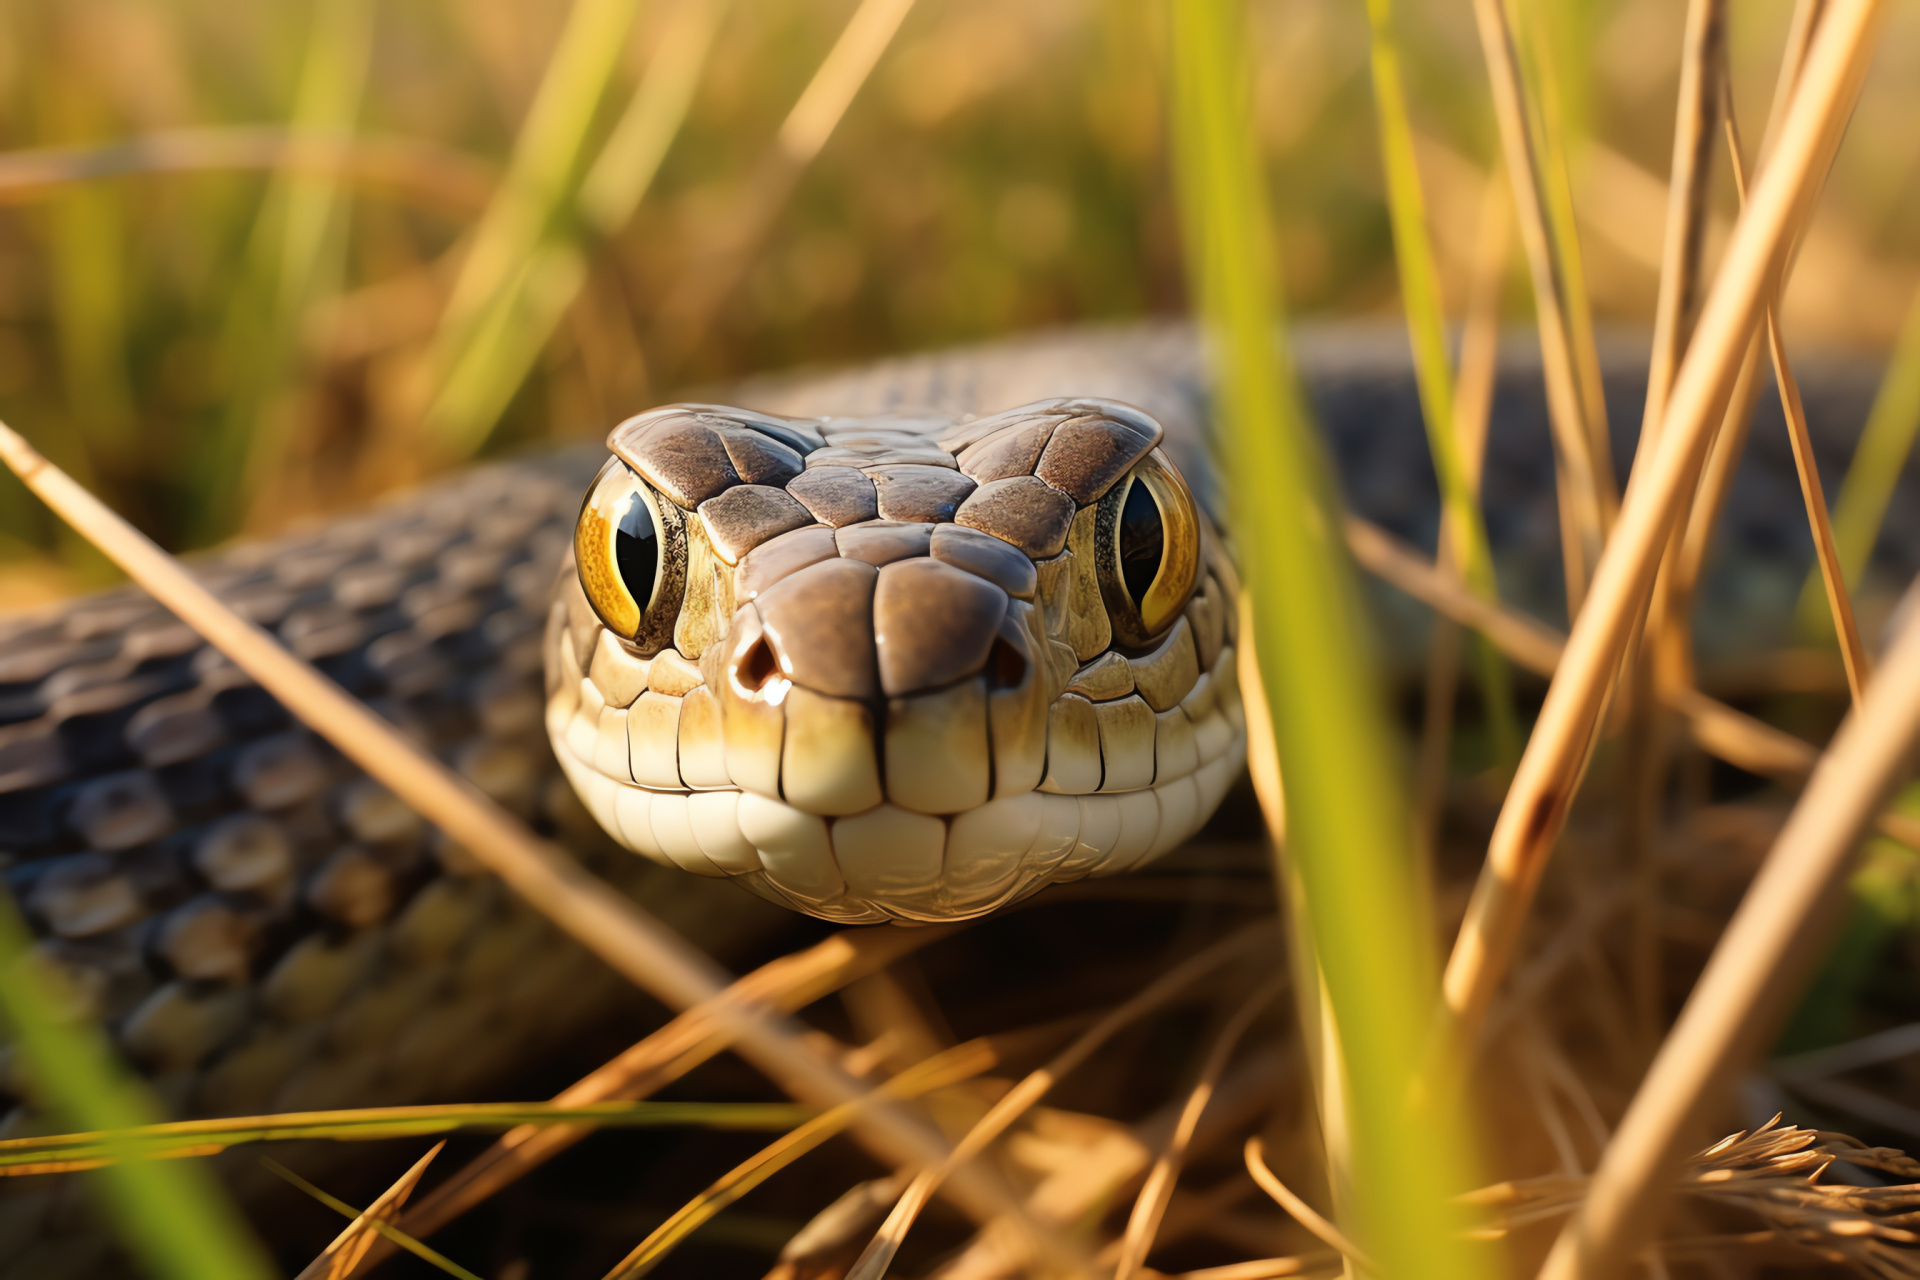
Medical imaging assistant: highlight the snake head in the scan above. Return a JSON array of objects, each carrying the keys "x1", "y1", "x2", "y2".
[{"x1": 546, "y1": 400, "x2": 1245, "y2": 923}]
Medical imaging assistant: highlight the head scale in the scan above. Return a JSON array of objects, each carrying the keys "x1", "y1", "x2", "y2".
[{"x1": 545, "y1": 399, "x2": 1246, "y2": 923}]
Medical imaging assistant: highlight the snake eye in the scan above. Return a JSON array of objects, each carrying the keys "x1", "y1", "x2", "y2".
[
  {"x1": 1095, "y1": 448, "x2": 1200, "y2": 649},
  {"x1": 575, "y1": 458, "x2": 688, "y2": 653}
]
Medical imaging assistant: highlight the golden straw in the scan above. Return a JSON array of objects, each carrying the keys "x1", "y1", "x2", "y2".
[
  {"x1": 1441, "y1": 0, "x2": 1887, "y2": 1040},
  {"x1": 1536, "y1": 405, "x2": 1920, "y2": 1279}
]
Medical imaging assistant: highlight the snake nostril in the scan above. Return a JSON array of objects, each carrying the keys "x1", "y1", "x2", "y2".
[
  {"x1": 735, "y1": 637, "x2": 783, "y2": 696},
  {"x1": 988, "y1": 636, "x2": 1027, "y2": 689}
]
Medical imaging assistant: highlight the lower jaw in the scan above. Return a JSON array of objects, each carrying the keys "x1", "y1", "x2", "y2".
[{"x1": 552, "y1": 734, "x2": 1248, "y2": 924}]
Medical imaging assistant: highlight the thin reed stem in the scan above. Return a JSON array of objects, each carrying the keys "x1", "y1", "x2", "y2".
[
  {"x1": 1416, "y1": 164, "x2": 1511, "y2": 866},
  {"x1": 1636, "y1": 0, "x2": 1726, "y2": 462},
  {"x1": 652, "y1": 0, "x2": 918, "y2": 364},
  {"x1": 1363, "y1": 0, "x2": 1518, "y2": 769},
  {"x1": 0, "y1": 1101, "x2": 811, "y2": 1174},
  {"x1": 1663, "y1": 0, "x2": 1830, "y2": 684},
  {"x1": 1621, "y1": 0, "x2": 1726, "y2": 1052},
  {"x1": 293, "y1": 1141, "x2": 441, "y2": 1280},
  {"x1": 1469, "y1": 0, "x2": 1612, "y2": 615},
  {"x1": 267, "y1": 1159, "x2": 483, "y2": 1280},
  {"x1": 1724, "y1": 90, "x2": 1872, "y2": 703},
  {"x1": 1805, "y1": 281, "x2": 1920, "y2": 635},
  {"x1": 426, "y1": 0, "x2": 730, "y2": 457},
  {"x1": 1243, "y1": 1137, "x2": 1375, "y2": 1271},
  {"x1": 0, "y1": 128, "x2": 494, "y2": 211},
  {"x1": 1536, "y1": 430, "x2": 1920, "y2": 1279},
  {"x1": 423, "y1": 0, "x2": 646, "y2": 458},
  {"x1": 1440, "y1": 0, "x2": 1886, "y2": 1041},
  {"x1": 1345, "y1": 512, "x2": 1920, "y2": 842},
  {"x1": 1113, "y1": 980, "x2": 1282, "y2": 1280}
]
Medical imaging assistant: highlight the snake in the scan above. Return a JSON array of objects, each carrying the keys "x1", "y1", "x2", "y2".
[{"x1": 0, "y1": 321, "x2": 1911, "y2": 1274}]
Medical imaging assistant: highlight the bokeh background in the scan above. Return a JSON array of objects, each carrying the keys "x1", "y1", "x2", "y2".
[{"x1": 0, "y1": 0, "x2": 1915, "y2": 606}]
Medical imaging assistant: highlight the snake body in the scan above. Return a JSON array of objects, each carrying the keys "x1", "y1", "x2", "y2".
[{"x1": 0, "y1": 322, "x2": 1911, "y2": 1272}]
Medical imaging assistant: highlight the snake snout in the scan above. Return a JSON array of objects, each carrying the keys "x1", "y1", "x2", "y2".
[{"x1": 716, "y1": 540, "x2": 1048, "y2": 821}]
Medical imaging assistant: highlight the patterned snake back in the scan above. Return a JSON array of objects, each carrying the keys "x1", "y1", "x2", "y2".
[{"x1": 0, "y1": 321, "x2": 1911, "y2": 1274}]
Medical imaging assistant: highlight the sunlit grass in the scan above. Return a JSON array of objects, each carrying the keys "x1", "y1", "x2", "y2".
[
  {"x1": 1362, "y1": 0, "x2": 1520, "y2": 769},
  {"x1": 1166, "y1": 3, "x2": 1482, "y2": 1277}
]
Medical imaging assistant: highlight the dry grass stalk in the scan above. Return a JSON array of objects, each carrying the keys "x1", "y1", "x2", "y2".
[
  {"x1": 1636, "y1": 0, "x2": 1726, "y2": 457},
  {"x1": 0, "y1": 424, "x2": 1055, "y2": 1259},
  {"x1": 1723, "y1": 95, "x2": 1873, "y2": 704},
  {"x1": 1416, "y1": 165, "x2": 1511, "y2": 863},
  {"x1": 1441, "y1": 0, "x2": 1886, "y2": 1042},
  {"x1": 927, "y1": 1045, "x2": 1294, "y2": 1280},
  {"x1": 295, "y1": 1141, "x2": 442, "y2": 1280},
  {"x1": 1157, "y1": 1258, "x2": 1342, "y2": 1280},
  {"x1": 1243, "y1": 1137, "x2": 1374, "y2": 1270},
  {"x1": 0, "y1": 127, "x2": 494, "y2": 211},
  {"x1": 654, "y1": 0, "x2": 916, "y2": 361},
  {"x1": 1665, "y1": 333, "x2": 1765, "y2": 688},
  {"x1": 1467, "y1": 0, "x2": 1613, "y2": 614},
  {"x1": 267, "y1": 1157, "x2": 483, "y2": 1280},
  {"x1": 1346, "y1": 515, "x2": 1566, "y2": 674},
  {"x1": 1619, "y1": 0, "x2": 1727, "y2": 1044},
  {"x1": 1664, "y1": 0, "x2": 1830, "y2": 678},
  {"x1": 843, "y1": 927, "x2": 1270, "y2": 1280},
  {"x1": 1348, "y1": 509, "x2": 1920, "y2": 849},
  {"x1": 1112, "y1": 981, "x2": 1282, "y2": 1280},
  {"x1": 776, "y1": 0, "x2": 918, "y2": 165},
  {"x1": 343, "y1": 925, "x2": 955, "y2": 1273},
  {"x1": 1480, "y1": 1120, "x2": 1920, "y2": 1275},
  {"x1": 603, "y1": 1035, "x2": 1008, "y2": 1279},
  {"x1": 1765, "y1": 314, "x2": 1872, "y2": 701},
  {"x1": 1537, "y1": 475, "x2": 1920, "y2": 1276},
  {"x1": 0, "y1": 1101, "x2": 807, "y2": 1175}
]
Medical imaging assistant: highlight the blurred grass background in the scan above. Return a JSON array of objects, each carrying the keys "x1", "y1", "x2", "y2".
[{"x1": 0, "y1": 0, "x2": 1916, "y2": 608}]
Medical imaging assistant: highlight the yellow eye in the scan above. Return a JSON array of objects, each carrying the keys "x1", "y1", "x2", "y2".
[
  {"x1": 1094, "y1": 449, "x2": 1201, "y2": 648},
  {"x1": 575, "y1": 458, "x2": 686, "y2": 652}
]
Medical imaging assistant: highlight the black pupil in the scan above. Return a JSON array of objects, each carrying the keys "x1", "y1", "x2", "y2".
[
  {"x1": 615, "y1": 492, "x2": 659, "y2": 610},
  {"x1": 1118, "y1": 480, "x2": 1164, "y2": 609}
]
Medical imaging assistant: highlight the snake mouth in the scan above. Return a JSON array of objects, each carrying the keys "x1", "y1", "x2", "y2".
[
  {"x1": 546, "y1": 546, "x2": 1248, "y2": 925},
  {"x1": 545, "y1": 399, "x2": 1250, "y2": 924}
]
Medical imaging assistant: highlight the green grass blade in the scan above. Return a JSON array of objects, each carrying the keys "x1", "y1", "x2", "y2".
[
  {"x1": 0, "y1": 1100, "x2": 815, "y2": 1173},
  {"x1": 44, "y1": 186, "x2": 137, "y2": 472},
  {"x1": 425, "y1": 0, "x2": 648, "y2": 459},
  {"x1": 1510, "y1": 0, "x2": 1613, "y2": 501},
  {"x1": 1165, "y1": 4, "x2": 1482, "y2": 1277},
  {"x1": 423, "y1": 0, "x2": 730, "y2": 450},
  {"x1": 0, "y1": 888, "x2": 272, "y2": 1279},
  {"x1": 1797, "y1": 283, "x2": 1920, "y2": 640},
  {"x1": 1363, "y1": 0, "x2": 1520, "y2": 768},
  {"x1": 579, "y1": 0, "x2": 731, "y2": 235},
  {"x1": 424, "y1": 0, "x2": 735, "y2": 459},
  {"x1": 263, "y1": 1158, "x2": 486, "y2": 1280},
  {"x1": 198, "y1": 0, "x2": 375, "y2": 543}
]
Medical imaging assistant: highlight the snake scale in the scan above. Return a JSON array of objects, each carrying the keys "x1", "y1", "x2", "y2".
[{"x1": 0, "y1": 321, "x2": 1913, "y2": 1274}]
